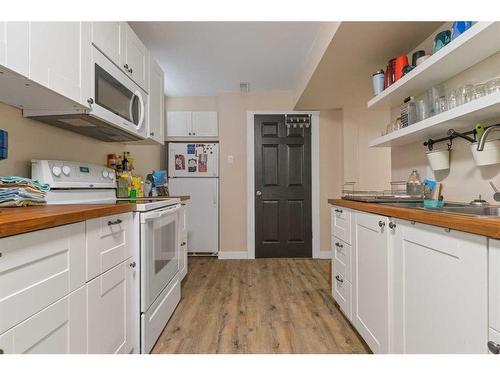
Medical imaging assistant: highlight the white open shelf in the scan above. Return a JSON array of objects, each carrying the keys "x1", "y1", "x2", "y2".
[
  {"x1": 369, "y1": 91, "x2": 500, "y2": 147},
  {"x1": 367, "y1": 22, "x2": 500, "y2": 109}
]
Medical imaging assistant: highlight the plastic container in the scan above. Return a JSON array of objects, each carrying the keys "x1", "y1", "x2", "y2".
[
  {"x1": 471, "y1": 140, "x2": 500, "y2": 166},
  {"x1": 426, "y1": 149, "x2": 450, "y2": 171},
  {"x1": 424, "y1": 199, "x2": 444, "y2": 208}
]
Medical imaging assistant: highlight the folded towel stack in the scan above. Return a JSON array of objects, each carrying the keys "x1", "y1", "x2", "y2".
[{"x1": 0, "y1": 176, "x2": 50, "y2": 207}]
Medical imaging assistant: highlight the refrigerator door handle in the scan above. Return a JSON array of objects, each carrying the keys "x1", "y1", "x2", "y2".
[{"x1": 212, "y1": 182, "x2": 217, "y2": 206}]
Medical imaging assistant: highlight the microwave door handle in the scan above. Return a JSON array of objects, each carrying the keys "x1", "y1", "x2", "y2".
[{"x1": 135, "y1": 90, "x2": 145, "y2": 131}]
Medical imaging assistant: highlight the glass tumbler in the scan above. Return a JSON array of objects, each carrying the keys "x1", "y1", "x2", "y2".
[
  {"x1": 447, "y1": 89, "x2": 459, "y2": 110},
  {"x1": 458, "y1": 84, "x2": 473, "y2": 105},
  {"x1": 436, "y1": 96, "x2": 448, "y2": 114},
  {"x1": 472, "y1": 83, "x2": 486, "y2": 100},
  {"x1": 486, "y1": 78, "x2": 500, "y2": 95}
]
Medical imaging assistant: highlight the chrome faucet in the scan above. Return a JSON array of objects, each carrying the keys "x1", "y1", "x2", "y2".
[
  {"x1": 490, "y1": 181, "x2": 500, "y2": 202},
  {"x1": 477, "y1": 125, "x2": 500, "y2": 151}
]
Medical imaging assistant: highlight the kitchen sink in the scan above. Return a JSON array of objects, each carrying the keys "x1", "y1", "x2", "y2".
[{"x1": 383, "y1": 202, "x2": 500, "y2": 217}]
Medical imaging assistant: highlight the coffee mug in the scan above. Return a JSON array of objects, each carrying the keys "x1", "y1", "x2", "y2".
[{"x1": 433, "y1": 30, "x2": 451, "y2": 53}]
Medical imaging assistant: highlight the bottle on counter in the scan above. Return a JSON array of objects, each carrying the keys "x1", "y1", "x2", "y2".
[
  {"x1": 122, "y1": 152, "x2": 129, "y2": 172},
  {"x1": 406, "y1": 169, "x2": 423, "y2": 198}
]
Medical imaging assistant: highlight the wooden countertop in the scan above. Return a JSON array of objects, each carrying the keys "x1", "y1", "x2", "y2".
[
  {"x1": 0, "y1": 195, "x2": 191, "y2": 239},
  {"x1": 329, "y1": 198, "x2": 500, "y2": 239}
]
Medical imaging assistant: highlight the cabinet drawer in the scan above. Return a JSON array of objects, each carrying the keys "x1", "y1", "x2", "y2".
[
  {"x1": 332, "y1": 237, "x2": 351, "y2": 282},
  {"x1": 0, "y1": 222, "x2": 86, "y2": 334},
  {"x1": 331, "y1": 206, "x2": 352, "y2": 244},
  {"x1": 86, "y1": 213, "x2": 134, "y2": 280},
  {"x1": 332, "y1": 260, "x2": 351, "y2": 320},
  {"x1": 0, "y1": 286, "x2": 86, "y2": 354}
]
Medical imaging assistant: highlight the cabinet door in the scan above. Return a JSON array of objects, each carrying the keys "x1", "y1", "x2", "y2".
[
  {"x1": 191, "y1": 111, "x2": 218, "y2": 137},
  {"x1": 352, "y1": 211, "x2": 390, "y2": 353},
  {"x1": 87, "y1": 257, "x2": 138, "y2": 354},
  {"x1": 166, "y1": 112, "x2": 192, "y2": 137},
  {"x1": 490, "y1": 239, "x2": 500, "y2": 334},
  {"x1": 0, "y1": 222, "x2": 86, "y2": 334},
  {"x1": 91, "y1": 22, "x2": 123, "y2": 66},
  {"x1": 147, "y1": 56, "x2": 164, "y2": 144},
  {"x1": 29, "y1": 22, "x2": 91, "y2": 108},
  {"x1": 393, "y1": 220, "x2": 488, "y2": 353},
  {"x1": 123, "y1": 23, "x2": 148, "y2": 91},
  {"x1": 0, "y1": 22, "x2": 29, "y2": 77},
  {"x1": 0, "y1": 286, "x2": 86, "y2": 354}
]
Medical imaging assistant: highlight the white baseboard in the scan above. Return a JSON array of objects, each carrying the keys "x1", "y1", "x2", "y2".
[
  {"x1": 316, "y1": 250, "x2": 332, "y2": 259},
  {"x1": 217, "y1": 251, "x2": 249, "y2": 260}
]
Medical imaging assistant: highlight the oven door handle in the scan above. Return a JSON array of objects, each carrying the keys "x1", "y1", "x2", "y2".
[{"x1": 141, "y1": 204, "x2": 181, "y2": 222}]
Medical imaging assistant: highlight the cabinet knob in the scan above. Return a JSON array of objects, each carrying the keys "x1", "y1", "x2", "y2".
[
  {"x1": 123, "y1": 63, "x2": 129, "y2": 70},
  {"x1": 87, "y1": 98, "x2": 94, "y2": 105},
  {"x1": 108, "y1": 219, "x2": 123, "y2": 226},
  {"x1": 129, "y1": 261, "x2": 136, "y2": 268},
  {"x1": 0, "y1": 348, "x2": 4, "y2": 354},
  {"x1": 488, "y1": 341, "x2": 500, "y2": 354},
  {"x1": 378, "y1": 220, "x2": 385, "y2": 228},
  {"x1": 150, "y1": 132, "x2": 155, "y2": 136},
  {"x1": 335, "y1": 275, "x2": 344, "y2": 283},
  {"x1": 128, "y1": 68, "x2": 133, "y2": 74},
  {"x1": 335, "y1": 242, "x2": 343, "y2": 249},
  {"x1": 388, "y1": 222, "x2": 396, "y2": 230},
  {"x1": 181, "y1": 242, "x2": 187, "y2": 246}
]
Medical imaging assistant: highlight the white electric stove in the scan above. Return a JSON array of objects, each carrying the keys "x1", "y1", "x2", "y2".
[{"x1": 31, "y1": 159, "x2": 183, "y2": 353}]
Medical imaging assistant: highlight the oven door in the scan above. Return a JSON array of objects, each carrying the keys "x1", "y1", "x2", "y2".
[
  {"x1": 140, "y1": 204, "x2": 181, "y2": 311},
  {"x1": 90, "y1": 47, "x2": 147, "y2": 139}
]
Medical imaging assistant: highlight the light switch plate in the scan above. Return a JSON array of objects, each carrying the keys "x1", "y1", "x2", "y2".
[{"x1": 227, "y1": 155, "x2": 234, "y2": 164}]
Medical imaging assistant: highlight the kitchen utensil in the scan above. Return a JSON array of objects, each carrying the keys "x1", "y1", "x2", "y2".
[
  {"x1": 412, "y1": 50, "x2": 426, "y2": 66},
  {"x1": 475, "y1": 123, "x2": 485, "y2": 140},
  {"x1": 451, "y1": 21, "x2": 473, "y2": 40},
  {"x1": 426, "y1": 149, "x2": 450, "y2": 171},
  {"x1": 394, "y1": 55, "x2": 409, "y2": 81},
  {"x1": 384, "y1": 58, "x2": 396, "y2": 88},
  {"x1": 416, "y1": 55, "x2": 431, "y2": 66},
  {"x1": 433, "y1": 30, "x2": 451, "y2": 53},
  {"x1": 372, "y1": 70, "x2": 385, "y2": 96}
]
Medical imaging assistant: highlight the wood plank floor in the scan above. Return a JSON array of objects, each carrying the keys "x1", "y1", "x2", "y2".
[{"x1": 152, "y1": 257, "x2": 370, "y2": 354}]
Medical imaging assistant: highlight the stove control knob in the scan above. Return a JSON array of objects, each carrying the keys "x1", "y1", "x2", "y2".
[
  {"x1": 62, "y1": 166, "x2": 71, "y2": 176},
  {"x1": 102, "y1": 170, "x2": 109, "y2": 178},
  {"x1": 52, "y1": 166, "x2": 62, "y2": 177}
]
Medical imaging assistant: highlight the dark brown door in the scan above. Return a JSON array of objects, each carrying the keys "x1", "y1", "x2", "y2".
[{"x1": 254, "y1": 114, "x2": 312, "y2": 258}]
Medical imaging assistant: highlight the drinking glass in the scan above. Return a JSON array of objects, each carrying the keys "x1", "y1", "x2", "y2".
[
  {"x1": 447, "y1": 89, "x2": 458, "y2": 110},
  {"x1": 458, "y1": 84, "x2": 473, "y2": 105},
  {"x1": 416, "y1": 99, "x2": 428, "y2": 121},
  {"x1": 486, "y1": 78, "x2": 500, "y2": 95},
  {"x1": 436, "y1": 96, "x2": 448, "y2": 114},
  {"x1": 471, "y1": 83, "x2": 486, "y2": 100}
]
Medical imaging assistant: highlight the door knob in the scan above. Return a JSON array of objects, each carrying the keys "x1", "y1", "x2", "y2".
[{"x1": 256, "y1": 191, "x2": 262, "y2": 196}]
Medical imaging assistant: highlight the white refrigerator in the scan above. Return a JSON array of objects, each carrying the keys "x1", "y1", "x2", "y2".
[{"x1": 168, "y1": 142, "x2": 219, "y2": 254}]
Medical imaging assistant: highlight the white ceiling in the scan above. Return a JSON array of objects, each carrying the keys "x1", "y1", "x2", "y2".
[{"x1": 129, "y1": 22, "x2": 323, "y2": 97}]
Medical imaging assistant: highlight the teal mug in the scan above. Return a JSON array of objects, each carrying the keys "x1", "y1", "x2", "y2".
[{"x1": 432, "y1": 30, "x2": 451, "y2": 53}]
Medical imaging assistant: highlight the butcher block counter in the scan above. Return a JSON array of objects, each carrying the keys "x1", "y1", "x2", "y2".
[
  {"x1": 329, "y1": 198, "x2": 500, "y2": 239},
  {"x1": 0, "y1": 195, "x2": 190, "y2": 238}
]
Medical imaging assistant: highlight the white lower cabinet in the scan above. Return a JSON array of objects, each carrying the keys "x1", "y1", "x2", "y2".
[
  {"x1": 352, "y1": 211, "x2": 390, "y2": 354},
  {"x1": 488, "y1": 239, "x2": 500, "y2": 353},
  {"x1": 87, "y1": 256, "x2": 139, "y2": 354},
  {"x1": 0, "y1": 286, "x2": 87, "y2": 354},
  {"x1": 392, "y1": 220, "x2": 488, "y2": 354}
]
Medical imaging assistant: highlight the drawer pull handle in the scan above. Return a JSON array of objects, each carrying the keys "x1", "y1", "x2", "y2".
[
  {"x1": 334, "y1": 208, "x2": 343, "y2": 214},
  {"x1": 335, "y1": 275, "x2": 344, "y2": 283},
  {"x1": 488, "y1": 341, "x2": 500, "y2": 354},
  {"x1": 108, "y1": 219, "x2": 123, "y2": 226},
  {"x1": 335, "y1": 242, "x2": 343, "y2": 249},
  {"x1": 129, "y1": 261, "x2": 136, "y2": 268}
]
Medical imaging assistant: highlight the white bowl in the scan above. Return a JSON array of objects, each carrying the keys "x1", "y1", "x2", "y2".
[
  {"x1": 426, "y1": 149, "x2": 450, "y2": 171},
  {"x1": 471, "y1": 140, "x2": 500, "y2": 166}
]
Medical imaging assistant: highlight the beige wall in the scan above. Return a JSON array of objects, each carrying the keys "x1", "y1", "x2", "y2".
[
  {"x1": 390, "y1": 25, "x2": 500, "y2": 202},
  {"x1": 167, "y1": 91, "x2": 343, "y2": 253},
  {"x1": 319, "y1": 109, "x2": 343, "y2": 251},
  {"x1": 0, "y1": 102, "x2": 162, "y2": 178}
]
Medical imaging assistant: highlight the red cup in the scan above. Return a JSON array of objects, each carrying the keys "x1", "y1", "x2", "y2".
[{"x1": 394, "y1": 55, "x2": 409, "y2": 81}]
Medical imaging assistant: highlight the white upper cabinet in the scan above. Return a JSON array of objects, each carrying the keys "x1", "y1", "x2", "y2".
[
  {"x1": 166, "y1": 111, "x2": 219, "y2": 138},
  {"x1": 147, "y1": 56, "x2": 165, "y2": 144},
  {"x1": 352, "y1": 211, "x2": 390, "y2": 354},
  {"x1": 91, "y1": 22, "x2": 123, "y2": 66},
  {"x1": 192, "y1": 111, "x2": 219, "y2": 137},
  {"x1": 392, "y1": 220, "x2": 488, "y2": 354},
  {"x1": 29, "y1": 22, "x2": 91, "y2": 109},
  {"x1": 0, "y1": 22, "x2": 29, "y2": 77},
  {"x1": 122, "y1": 23, "x2": 148, "y2": 92}
]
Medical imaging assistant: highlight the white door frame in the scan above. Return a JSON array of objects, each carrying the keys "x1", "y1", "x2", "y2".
[{"x1": 246, "y1": 111, "x2": 320, "y2": 259}]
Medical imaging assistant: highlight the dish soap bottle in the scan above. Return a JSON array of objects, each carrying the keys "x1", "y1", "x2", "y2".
[{"x1": 406, "y1": 169, "x2": 423, "y2": 197}]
